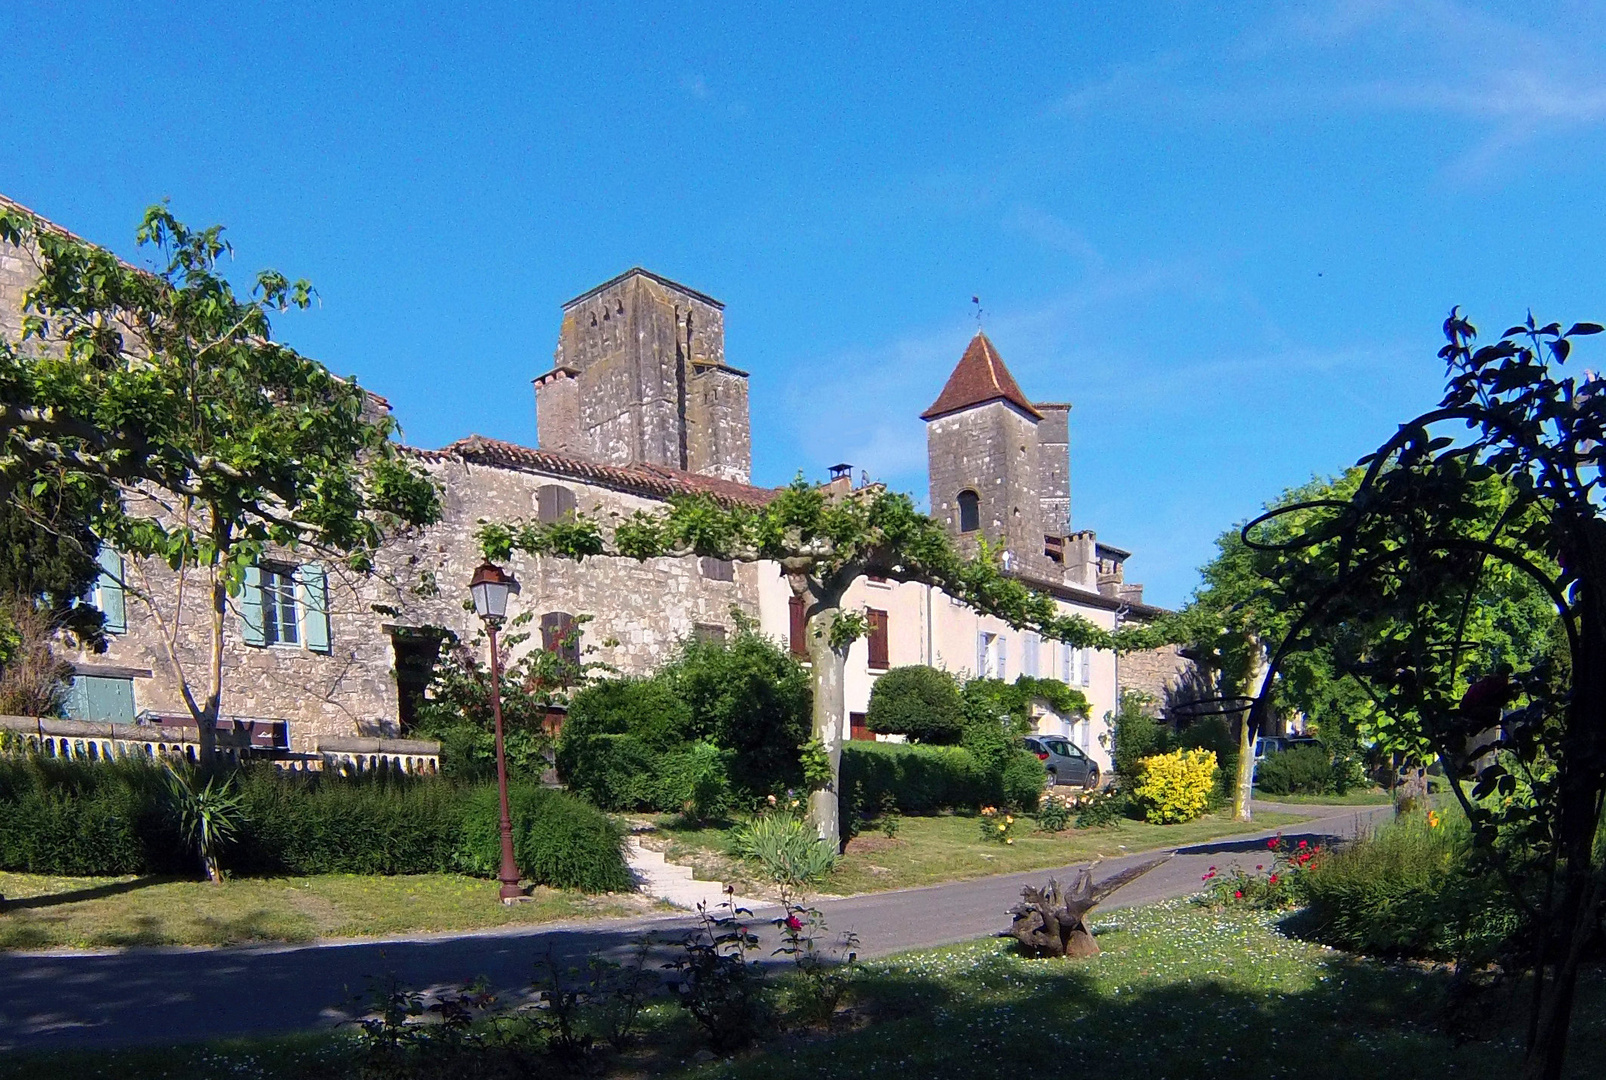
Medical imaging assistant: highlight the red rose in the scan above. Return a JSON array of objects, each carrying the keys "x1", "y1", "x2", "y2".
[
  {"x1": 1298, "y1": 840, "x2": 1308, "y2": 849},
  {"x1": 1234, "y1": 890, "x2": 1243, "y2": 899},
  {"x1": 1269, "y1": 874, "x2": 1279, "y2": 884},
  {"x1": 785, "y1": 915, "x2": 803, "y2": 931}
]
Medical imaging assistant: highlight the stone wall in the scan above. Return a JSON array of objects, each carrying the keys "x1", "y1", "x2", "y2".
[
  {"x1": 0, "y1": 232, "x2": 39, "y2": 345},
  {"x1": 1119, "y1": 643, "x2": 1194, "y2": 709},
  {"x1": 75, "y1": 456, "x2": 769, "y2": 753}
]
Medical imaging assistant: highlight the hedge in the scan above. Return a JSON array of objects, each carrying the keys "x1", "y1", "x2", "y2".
[
  {"x1": 0, "y1": 756, "x2": 629, "y2": 892},
  {"x1": 839, "y1": 742, "x2": 1043, "y2": 813}
]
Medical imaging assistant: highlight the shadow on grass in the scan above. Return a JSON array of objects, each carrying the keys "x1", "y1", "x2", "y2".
[{"x1": 0, "y1": 876, "x2": 171, "y2": 912}]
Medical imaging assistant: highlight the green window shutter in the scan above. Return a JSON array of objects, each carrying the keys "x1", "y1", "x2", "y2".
[
  {"x1": 240, "y1": 564, "x2": 267, "y2": 647},
  {"x1": 96, "y1": 548, "x2": 126, "y2": 634},
  {"x1": 297, "y1": 563, "x2": 331, "y2": 654},
  {"x1": 64, "y1": 676, "x2": 89, "y2": 720}
]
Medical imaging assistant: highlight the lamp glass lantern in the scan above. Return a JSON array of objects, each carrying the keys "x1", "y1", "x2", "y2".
[{"x1": 469, "y1": 561, "x2": 520, "y2": 623}]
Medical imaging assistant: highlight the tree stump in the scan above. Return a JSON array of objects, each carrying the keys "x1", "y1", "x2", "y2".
[{"x1": 1007, "y1": 856, "x2": 1170, "y2": 958}]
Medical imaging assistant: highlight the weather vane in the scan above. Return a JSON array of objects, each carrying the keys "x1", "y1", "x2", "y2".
[{"x1": 972, "y1": 294, "x2": 983, "y2": 327}]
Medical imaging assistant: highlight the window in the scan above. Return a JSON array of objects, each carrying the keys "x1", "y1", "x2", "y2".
[
  {"x1": 699, "y1": 556, "x2": 734, "y2": 582},
  {"x1": 92, "y1": 548, "x2": 126, "y2": 634},
  {"x1": 64, "y1": 675, "x2": 135, "y2": 724},
  {"x1": 866, "y1": 608, "x2": 889, "y2": 670},
  {"x1": 849, "y1": 712, "x2": 870, "y2": 741},
  {"x1": 1044, "y1": 535, "x2": 1064, "y2": 564},
  {"x1": 867, "y1": 572, "x2": 889, "y2": 585},
  {"x1": 957, "y1": 490, "x2": 980, "y2": 533},
  {"x1": 261, "y1": 565, "x2": 300, "y2": 646},
  {"x1": 1023, "y1": 632, "x2": 1040, "y2": 677},
  {"x1": 536, "y1": 485, "x2": 577, "y2": 523},
  {"x1": 242, "y1": 563, "x2": 330, "y2": 652},
  {"x1": 1061, "y1": 645, "x2": 1092, "y2": 687},
  {"x1": 789, "y1": 595, "x2": 809, "y2": 657},
  {"x1": 977, "y1": 631, "x2": 1006, "y2": 680},
  {"x1": 541, "y1": 612, "x2": 580, "y2": 662},
  {"x1": 693, "y1": 623, "x2": 727, "y2": 645}
]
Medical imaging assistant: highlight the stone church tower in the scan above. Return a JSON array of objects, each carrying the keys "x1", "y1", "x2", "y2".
[
  {"x1": 923, "y1": 331, "x2": 1068, "y2": 581},
  {"x1": 923, "y1": 331, "x2": 1141, "y2": 601},
  {"x1": 533, "y1": 268, "x2": 752, "y2": 482}
]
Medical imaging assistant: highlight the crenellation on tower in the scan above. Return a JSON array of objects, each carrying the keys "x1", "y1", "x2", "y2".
[{"x1": 540, "y1": 267, "x2": 749, "y2": 480}]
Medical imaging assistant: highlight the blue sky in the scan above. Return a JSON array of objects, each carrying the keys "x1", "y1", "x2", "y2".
[{"x1": 4, "y1": 1, "x2": 1604, "y2": 607}]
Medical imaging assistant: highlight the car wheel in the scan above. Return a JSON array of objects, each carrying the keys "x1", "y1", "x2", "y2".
[
  {"x1": 1046, "y1": 769, "x2": 1059, "y2": 788},
  {"x1": 1084, "y1": 767, "x2": 1100, "y2": 791}
]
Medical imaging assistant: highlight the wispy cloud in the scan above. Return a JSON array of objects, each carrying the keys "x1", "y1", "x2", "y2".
[{"x1": 1045, "y1": 0, "x2": 1606, "y2": 181}]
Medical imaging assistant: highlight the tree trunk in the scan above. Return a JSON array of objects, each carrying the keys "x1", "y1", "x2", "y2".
[
  {"x1": 198, "y1": 575, "x2": 226, "y2": 765},
  {"x1": 1234, "y1": 711, "x2": 1255, "y2": 823},
  {"x1": 804, "y1": 593, "x2": 851, "y2": 847},
  {"x1": 1521, "y1": 585, "x2": 1606, "y2": 1080},
  {"x1": 1233, "y1": 644, "x2": 1270, "y2": 822}
]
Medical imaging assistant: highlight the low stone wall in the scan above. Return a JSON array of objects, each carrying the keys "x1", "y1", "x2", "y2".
[{"x1": 0, "y1": 715, "x2": 440, "y2": 774}]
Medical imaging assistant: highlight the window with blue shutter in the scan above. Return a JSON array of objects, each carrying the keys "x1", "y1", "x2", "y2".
[
  {"x1": 296, "y1": 563, "x2": 331, "y2": 654},
  {"x1": 64, "y1": 675, "x2": 135, "y2": 724},
  {"x1": 95, "y1": 548, "x2": 126, "y2": 634},
  {"x1": 240, "y1": 564, "x2": 267, "y2": 646}
]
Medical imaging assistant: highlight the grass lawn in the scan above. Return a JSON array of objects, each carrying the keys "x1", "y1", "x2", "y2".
[
  {"x1": 1257, "y1": 788, "x2": 1394, "y2": 805},
  {"x1": 0, "y1": 871, "x2": 659, "y2": 950},
  {"x1": 5, "y1": 898, "x2": 1600, "y2": 1079},
  {"x1": 648, "y1": 810, "x2": 1308, "y2": 896}
]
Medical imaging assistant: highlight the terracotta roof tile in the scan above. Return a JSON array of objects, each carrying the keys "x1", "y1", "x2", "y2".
[
  {"x1": 431, "y1": 435, "x2": 778, "y2": 508},
  {"x1": 920, "y1": 331, "x2": 1043, "y2": 421}
]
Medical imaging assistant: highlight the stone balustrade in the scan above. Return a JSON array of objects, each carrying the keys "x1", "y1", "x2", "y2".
[
  {"x1": 0, "y1": 715, "x2": 440, "y2": 775},
  {"x1": 316, "y1": 736, "x2": 442, "y2": 776}
]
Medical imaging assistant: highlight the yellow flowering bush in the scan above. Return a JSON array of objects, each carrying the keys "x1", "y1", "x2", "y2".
[{"x1": 1132, "y1": 748, "x2": 1218, "y2": 824}]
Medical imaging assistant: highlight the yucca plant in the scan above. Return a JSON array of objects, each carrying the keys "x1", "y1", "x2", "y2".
[{"x1": 165, "y1": 767, "x2": 245, "y2": 883}]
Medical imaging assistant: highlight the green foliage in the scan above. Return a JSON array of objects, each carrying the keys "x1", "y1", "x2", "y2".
[
  {"x1": 1300, "y1": 809, "x2": 1519, "y2": 964},
  {"x1": 1074, "y1": 787, "x2": 1130, "y2": 828},
  {"x1": 0, "y1": 756, "x2": 627, "y2": 891},
  {"x1": 730, "y1": 811, "x2": 840, "y2": 886},
  {"x1": 164, "y1": 767, "x2": 245, "y2": 881},
  {"x1": 457, "y1": 783, "x2": 631, "y2": 893},
  {"x1": 1110, "y1": 691, "x2": 1170, "y2": 785},
  {"x1": 865, "y1": 665, "x2": 964, "y2": 743},
  {"x1": 0, "y1": 477, "x2": 107, "y2": 646},
  {"x1": 1035, "y1": 792, "x2": 1071, "y2": 832},
  {"x1": 1176, "y1": 716, "x2": 1238, "y2": 807},
  {"x1": 1131, "y1": 749, "x2": 1218, "y2": 824},
  {"x1": 1255, "y1": 745, "x2": 1335, "y2": 796},
  {"x1": 798, "y1": 737, "x2": 833, "y2": 792},
  {"x1": 555, "y1": 625, "x2": 812, "y2": 810},
  {"x1": 978, "y1": 805, "x2": 1016, "y2": 843},
  {"x1": 1000, "y1": 750, "x2": 1046, "y2": 812},
  {"x1": 231, "y1": 767, "x2": 467, "y2": 876},
  {"x1": 660, "y1": 620, "x2": 812, "y2": 793},
  {"x1": 413, "y1": 613, "x2": 608, "y2": 781},
  {"x1": 656, "y1": 740, "x2": 734, "y2": 823},
  {"x1": 839, "y1": 742, "x2": 991, "y2": 813},
  {"x1": 0, "y1": 754, "x2": 167, "y2": 874},
  {"x1": 0, "y1": 204, "x2": 441, "y2": 749}
]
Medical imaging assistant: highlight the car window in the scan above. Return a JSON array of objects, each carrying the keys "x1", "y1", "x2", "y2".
[{"x1": 1044, "y1": 741, "x2": 1078, "y2": 757}]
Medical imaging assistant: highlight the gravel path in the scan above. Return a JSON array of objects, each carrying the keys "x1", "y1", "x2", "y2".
[{"x1": 0, "y1": 802, "x2": 1388, "y2": 1052}]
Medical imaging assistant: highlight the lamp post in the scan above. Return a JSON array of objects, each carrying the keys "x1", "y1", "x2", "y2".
[{"x1": 470, "y1": 560, "x2": 524, "y2": 903}]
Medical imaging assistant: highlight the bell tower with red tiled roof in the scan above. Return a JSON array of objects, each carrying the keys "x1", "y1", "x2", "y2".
[{"x1": 923, "y1": 332, "x2": 1071, "y2": 582}]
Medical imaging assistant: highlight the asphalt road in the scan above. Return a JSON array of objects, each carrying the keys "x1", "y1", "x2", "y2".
[{"x1": 0, "y1": 802, "x2": 1389, "y2": 1053}]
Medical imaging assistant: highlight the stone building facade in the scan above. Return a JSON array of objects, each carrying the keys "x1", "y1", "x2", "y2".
[{"x1": 1, "y1": 194, "x2": 1187, "y2": 769}]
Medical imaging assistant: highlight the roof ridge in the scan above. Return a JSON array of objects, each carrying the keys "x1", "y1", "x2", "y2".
[{"x1": 920, "y1": 331, "x2": 1043, "y2": 421}]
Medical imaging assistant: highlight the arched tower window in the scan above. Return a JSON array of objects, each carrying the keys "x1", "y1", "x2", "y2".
[{"x1": 957, "y1": 490, "x2": 980, "y2": 533}]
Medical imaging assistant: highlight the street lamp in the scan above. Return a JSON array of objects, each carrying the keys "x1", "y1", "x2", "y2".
[{"x1": 469, "y1": 560, "x2": 523, "y2": 903}]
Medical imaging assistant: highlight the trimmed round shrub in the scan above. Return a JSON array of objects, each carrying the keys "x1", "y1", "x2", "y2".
[
  {"x1": 1132, "y1": 748, "x2": 1218, "y2": 824},
  {"x1": 458, "y1": 783, "x2": 631, "y2": 893},
  {"x1": 866, "y1": 665, "x2": 964, "y2": 743},
  {"x1": 1255, "y1": 745, "x2": 1334, "y2": 795}
]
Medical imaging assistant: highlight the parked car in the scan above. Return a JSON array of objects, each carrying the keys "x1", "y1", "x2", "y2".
[
  {"x1": 1023, "y1": 735, "x2": 1101, "y2": 790},
  {"x1": 1253, "y1": 735, "x2": 1320, "y2": 760}
]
